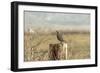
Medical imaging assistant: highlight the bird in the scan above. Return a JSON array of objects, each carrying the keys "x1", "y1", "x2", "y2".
[{"x1": 56, "y1": 31, "x2": 65, "y2": 42}]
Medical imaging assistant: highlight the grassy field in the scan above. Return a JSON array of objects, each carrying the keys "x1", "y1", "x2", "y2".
[{"x1": 24, "y1": 31, "x2": 90, "y2": 61}]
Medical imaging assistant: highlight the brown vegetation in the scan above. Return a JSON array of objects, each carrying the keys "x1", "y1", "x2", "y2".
[{"x1": 24, "y1": 31, "x2": 90, "y2": 61}]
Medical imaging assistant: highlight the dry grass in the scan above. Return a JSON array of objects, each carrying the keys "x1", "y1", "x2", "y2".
[{"x1": 24, "y1": 32, "x2": 90, "y2": 61}]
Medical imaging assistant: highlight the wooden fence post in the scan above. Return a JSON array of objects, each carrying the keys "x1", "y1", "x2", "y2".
[{"x1": 49, "y1": 42, "x2": 67, "y2": 60}]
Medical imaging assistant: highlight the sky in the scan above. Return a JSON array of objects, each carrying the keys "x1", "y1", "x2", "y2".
[{"x1": 24, "y1": 11, "x2": 90, "y2": 31}]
